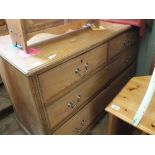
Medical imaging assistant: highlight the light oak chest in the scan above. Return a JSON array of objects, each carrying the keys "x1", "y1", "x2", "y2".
[{"x1": 0, "y1": 22, "x2": 139, "y2": 134}]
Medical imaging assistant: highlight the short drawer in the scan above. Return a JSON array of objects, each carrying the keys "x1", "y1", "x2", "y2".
[
  {"x1": 108, "y1": 30, "x2": 138, "y2": 59},
  {"x1": 38, "y1": 44, "x2": 107, "y2": 104},
  {"x1": 47, "y1": 45, "x2": 137, "y2": 130},
  {"x1": 107, "y1": 45, "x2": 137, "y2": 78},
  {"x1": 53, "y1": 62, "x2": 136, "y2": 135}
]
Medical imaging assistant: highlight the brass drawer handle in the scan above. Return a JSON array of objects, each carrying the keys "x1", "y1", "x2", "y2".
[
  {"x1": 75, "y1": 68, "x2": 81, "y2": 76},
  {"x1": 84, "y1": 63, "x2": 89, "y2": 73},
  {"x1": 73, "y1": 120, "x2": 85, "y2": 134},
  {"x1": 68, "y1": 101, "x2": 75, "y2": 108},
  {"x1": 68, "y1": 95, "x2": 81, "y2": 108},
  {"x1": 77, "y1": 94, "x2": 81, "y2": 102}
]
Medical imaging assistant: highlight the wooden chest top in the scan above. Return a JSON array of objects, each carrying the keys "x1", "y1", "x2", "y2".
[{"x1": 0, "y1": 22, "x2": 130, "y2": 76}]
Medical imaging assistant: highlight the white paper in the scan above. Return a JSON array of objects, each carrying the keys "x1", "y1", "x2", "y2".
[
  {"x1": 111, "y1": 104, "x2": 120, "y2": 111},
  {"x1": 48, "y1": 54, "x2": 56, "y2": 60}
]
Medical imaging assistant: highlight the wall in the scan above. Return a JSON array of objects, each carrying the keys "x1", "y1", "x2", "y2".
[{"x1": 137, "y1": 20, "x2": 155, "y2": 75}]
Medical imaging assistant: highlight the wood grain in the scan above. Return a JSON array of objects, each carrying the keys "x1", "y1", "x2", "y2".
[
  {"x1": 54, "y1": 62, "x2": 136, "y2": 135},
  {"x1": 108, "y1": 29, "x2": 138, "y2": 59},
  {"x1": 105, "y1": 76, "x2": 155, "y2": 135},
  {"x1": 0, "y1": 20, "x2": 8, "y2": 84},
  {"x1": 6, "y1": 19, "x2": 92, "y2": 51},
  {"x1": 0, "y1": 22, "x2": 131, "y2": 76},
  {"x1": 0, "y1": 22, "x2": 138, "y2": 134},
  {"x1": 46, "y1": 44, "x2": 137, "y2": 130},
  {"x1": 38, "y1": 44, "x2": 107, "y2": 104},
  {"x1": 0, "y1": 59, "x2": 46, "y2": 134}
]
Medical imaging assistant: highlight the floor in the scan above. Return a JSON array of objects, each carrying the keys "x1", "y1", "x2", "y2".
[{"x1": 0, "y1": 84, "x2": 141, "y2": 135}]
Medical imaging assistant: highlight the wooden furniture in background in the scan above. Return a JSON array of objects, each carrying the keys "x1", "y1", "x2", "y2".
[
  {"x1": 0, "y1": 21, "x2": 139, "y2": 134},
  {"x1": 6, "y1": 19, "x2": 94, "y2": 52},
  {"x1": 0, "y1": 19, "x2": 8, "y2": 84},
  {"x1": 0, "y1": 19, "x2": 12, "y2": 116},
  {"x1": 105, "y1": 76, "x2": 155, "y2": 135}
]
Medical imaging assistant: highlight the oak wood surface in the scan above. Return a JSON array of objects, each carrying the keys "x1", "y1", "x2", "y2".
[
  {"x1": 0, "y1": 22, "x2": 131, "y2": 76},
  {"x1": 0, "y1": 22, "x2": 138, "y2": 134},
  {"x1": 0, "y1": 59, "x2": 47, "y2": 134},
  {"x1": 105, "y1": 76, "x2": 155, "y2": 135},
  {"x1": 0, "y1": 21, "x2": 8, "y2": 84},
  {"x1": 108, "y1": 29, "x2": 138, "y2": 59},
  {"x1": 46, "y1": 44, "x2": 137, "y2": 130},
  {"x1": 6, "y1": 20, "x2": 93, "y2": 51},
  {"x1": 38, "y1": 43, "x2": 107, "y2": 104},
  {"x1": 54, "y1": 62, "x2": 136, "y2": 134}
]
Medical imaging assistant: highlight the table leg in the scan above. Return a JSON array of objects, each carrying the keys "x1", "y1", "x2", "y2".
[{"x1": 108, "y1": 113, "x2": 132, "y2": 135}]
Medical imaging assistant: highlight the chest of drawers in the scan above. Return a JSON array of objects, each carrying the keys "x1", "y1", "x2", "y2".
[{"x1": 0, "y1": 22, "x2": 139, "y2": 134}]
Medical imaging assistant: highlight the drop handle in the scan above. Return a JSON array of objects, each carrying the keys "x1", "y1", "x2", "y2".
[
  {"x1": 84, "y1": 63, "x2": 89, "y2": 73},
  {"x1": 77, "y1": 94, "x2": 81, "y2": 102},
  {"x1": 73, "y1": 120, "x2": 85, "y2": 134},
  {"x1": 75, "y1": 68, "x2": 81, "y2": 76},
  {"x1": 68, "y1": 95, "x2": 81, "y2": 109},
  {"x1": 68, "y1": 101, "x2": 75, "y2": 108}
]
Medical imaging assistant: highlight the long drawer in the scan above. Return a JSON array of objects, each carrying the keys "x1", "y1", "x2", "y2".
[
  {"x1": 38, "y1": 44, "x2": 107, "y2": 104},
  {"x1": 108, "y1": 30, "x2": 138, "y2": 59},
  {"x1": 53, "y1": 62, "x2": 136, "y2": 135},
  {"x1": 47, "y1": 45, "x2": 137, "y2": 130}
]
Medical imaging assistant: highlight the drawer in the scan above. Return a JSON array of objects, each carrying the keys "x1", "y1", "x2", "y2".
[
  {"x1": 105, "y1": 62, "x2": 136, "y2": 104},
  {"x1": 108, "y1": 30, "x2": 138, "y2": 59},
  {"x1": 38, "y1": 44, "x2": 107, "y2": 104},
  {"x1": 53, "y1": 86, "x2": 109, "y2": 135},
  {"x1": 53, "y1": 63, "x2": 136, "y2": 135},
  {"x1": 47, "y1": 45, "x2": 137, "y2": 130},
  {"x1": 107, "y1": 45, "x2": 137, "y2": 78},
  {"x1": 47, "y1": 66, "x2": 110, "y2": 129}
]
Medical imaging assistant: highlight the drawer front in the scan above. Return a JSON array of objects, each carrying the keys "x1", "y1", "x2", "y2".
[
  {"x1": 106, "y1": 45, "x2": 137, "y2": 81},
  {"x1": 53, "y1": 63, "x2": 136, "y2": 135},
  {"x1": 53, "y1": 86, "x2": 109, "y2": 135},
  {"x1": 38, "y1": 44, "x2": 107, "y2": 104},
  {"x1": 47, "y1": 66, "x2": 110, "y2": 129},
  {"x1": 47, "y1": 45, "x2": 137, "y2": 130},
  {"x1": 108, "y1": 30, "x2": 138, "y2": 59}
]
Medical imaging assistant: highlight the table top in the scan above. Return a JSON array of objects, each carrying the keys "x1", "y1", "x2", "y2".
[
  {"x1": 105, "y1": 76, "x2": 155, "y2": 135},
  {"x1": 0, "y1": 22, "x2": 130, "y2": 76}
]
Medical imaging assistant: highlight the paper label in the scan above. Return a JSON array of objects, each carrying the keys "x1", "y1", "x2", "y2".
[
  {"x1": 111, "y1": 104, "x2": 120, "y2": 111},
  {"x1": 48, "y1": 54, "x2": 56, "y2": 60}
]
